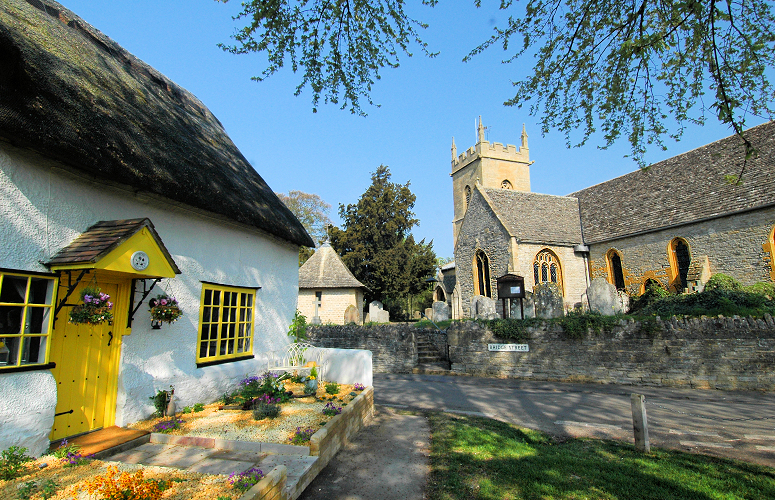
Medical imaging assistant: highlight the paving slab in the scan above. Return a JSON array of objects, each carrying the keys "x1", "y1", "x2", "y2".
[
  {"x1": 209, "y1": 449, "x2": 268, "y2": 463},
  {"x1": 143, "y1": 446, "x2": 216, "y2": 468},
  {"x1": 188, "y1": 457, "x2": 258, "y2": 475}
]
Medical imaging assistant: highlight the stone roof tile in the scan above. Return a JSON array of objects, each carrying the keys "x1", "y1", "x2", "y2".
[
  {"x1": 480, "y1": 188, "x2": 583, "y2": 245},
  {"x1": 571, "y1": 121, "x2": 775, "y2": 243},
  {"x1": 298, "y1": 244, "x2": 366, "y2": 289}
]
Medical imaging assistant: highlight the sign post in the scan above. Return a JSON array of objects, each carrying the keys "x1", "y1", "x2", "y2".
[{"x1": 496, "y1": 274, "x2": 525, "y2": 318}]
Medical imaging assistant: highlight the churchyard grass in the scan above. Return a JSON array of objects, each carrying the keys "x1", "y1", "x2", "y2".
[{"x1": 426, "y1": 412, "x2": 775, "y2": 500}]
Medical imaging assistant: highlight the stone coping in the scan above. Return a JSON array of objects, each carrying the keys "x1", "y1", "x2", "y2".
[{"x1": 149, "y1": 432, "x2": 310, "y2": 456}]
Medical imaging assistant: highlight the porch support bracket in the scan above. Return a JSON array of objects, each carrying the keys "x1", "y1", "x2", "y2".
[
  {"x1": 52, "y1": 269, "x2": 89, "y2": 327},
  {"x1": 127, "y1": 278, "x2": 162, "y2": 328}
]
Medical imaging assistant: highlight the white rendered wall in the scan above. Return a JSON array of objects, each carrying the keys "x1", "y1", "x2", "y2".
[
  {"x1": 317, "y1": 348, "x2": 373, "y2": 386},
  {"x1": 1, "y1": 144, "x2": 301, "y2": 453},
  {"x1": 0, "y1": 372, "x2": 57, "y2": 456}
]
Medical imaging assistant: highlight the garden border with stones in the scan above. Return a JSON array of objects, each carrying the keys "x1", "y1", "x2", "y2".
[{"x1": 238, "y1": 386, "x2": 374, "y2": 500}]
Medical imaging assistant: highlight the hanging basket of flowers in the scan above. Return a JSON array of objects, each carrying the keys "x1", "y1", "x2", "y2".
[
  {"x1": 149, "y1": 294, "x2": 183, "y2": 324},
  {"x1": 69, "y1": 286, "x2": 114, "y2": 325}
]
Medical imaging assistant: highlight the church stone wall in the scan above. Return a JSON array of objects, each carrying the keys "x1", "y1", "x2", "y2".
[
  {"x1": 455, "y1": 191, "x2": 513, "y2": 318},
  {"x1": 455, "y1": 191, "x2": 589, "y2": 316},
  {"x1": 588, "y1": 207, "x2": 775, "y2": 293},
  {"x1": 514, "y1": 244, "x2": 588, "y2": 308}
]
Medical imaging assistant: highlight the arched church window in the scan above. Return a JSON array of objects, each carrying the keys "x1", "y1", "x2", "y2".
[
  {"x1": 606, "y1": 249, "x2": 626, "y2": 291},
  {"x1": 533, "y1": 249, "x2": 563, "y2": 295},
  {"x1": 474, "y1": 250, "x2": 492, "y2": 297},
  {"x1": 669, "y1": 238, "x2": 691, "y2": 291},
  {"x1": 501, "y1": 180, "x2": 513, "y2": 189},
  {"x1": 465, "y1": 185, "x2": 472, "y2": 208},
  {"x1": 642, "y1": 278, "x2": 663, "y2": 294}
]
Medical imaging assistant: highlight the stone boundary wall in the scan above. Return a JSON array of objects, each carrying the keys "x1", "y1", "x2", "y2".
[
  {"x1": 309, "y1": 318, "x2": 775, "y2": 391},
  {"x1": 448, "y1": 315, "x2": 775, "y2": 390},
  {"x1": 308, "y1": 325, "x2": 418, "y2": 373}
]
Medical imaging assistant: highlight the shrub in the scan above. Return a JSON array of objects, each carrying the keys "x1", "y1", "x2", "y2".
[
  {"x1": 252, "y1": 395, "x2": 281, "y2": 420},
  {"x1": 192, "y1": 403, "x2": 205, "y2": 412},
  {"x1": 704, "y1": 273, "x2": 744, "y2": 292},
  {"x1": 229, "y1": 467, "x2": 264, "y2": 493},
  {"x1": 237, "y1": 372, "x2": 291, "y2": 403},
  {"x1": 746, "y1": 281, "x2": 775, "y2": 297},
  {"x1": 0, "y1": 445, "x2": 32, "y2": 480},
  {"x1": 559, "y1": 310, "x2": 621, "y2": 339},
  {"x1": 629, "y1": 280, "x2": 669, "y2": 313},
  {"x1": 637, "y1": 288, "x2": 775, "y2": 318},
  {"x1": 486, "y1": 318, "x2": 537, "y2": 341},
  {"x1": 181, "y1": 406, "x2": 192, "y2": 414},
  {"x1": 325, "y1": 382, "x2": 340, "y2": 395},
  {"x1": 149, "y1": 386, "x2": 173, "y2": 417},
  {"x1": 287, "y1": 309, "x2": 308, "y2": 343}
]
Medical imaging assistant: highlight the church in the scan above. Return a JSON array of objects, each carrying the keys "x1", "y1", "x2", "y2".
[{"x1": 440, "y1": 118, "x2": 775, "y2": 319}]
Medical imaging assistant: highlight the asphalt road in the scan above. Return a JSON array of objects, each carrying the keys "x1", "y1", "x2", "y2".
[{"x1": 375, "y1": 373, "x2": 775, "y2": 467}]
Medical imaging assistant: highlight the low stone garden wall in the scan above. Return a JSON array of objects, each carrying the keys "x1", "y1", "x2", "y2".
[
  {"x1": 308, "y1": 385, "x2": 374, "y2": 467},
  {"x1": 308, "y1": 325, "x2": 418, "y2": 373},
  {"x1": 447, "y1": 315, "x2": 775, "y2": 390}
]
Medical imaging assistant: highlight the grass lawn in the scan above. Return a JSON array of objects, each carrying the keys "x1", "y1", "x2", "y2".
[{"x1": 426, "y1": 412, "x2": 775, "y2": 500}]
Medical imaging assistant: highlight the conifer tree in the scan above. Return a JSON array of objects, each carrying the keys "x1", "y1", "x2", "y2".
[{"x1": 330, "y1": 165, "x2": 436, "y2": 314}]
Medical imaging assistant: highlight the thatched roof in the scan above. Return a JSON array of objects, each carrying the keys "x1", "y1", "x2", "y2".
[
  {"x1": 298, "y1": 243, "x2": 366, "y2": 289},
  {"x1": 571, "y1": 121, "x2": 775, "y2": 244},
  {"x1": 0, "y1": 0, "x2": 313, "y2": 248}
]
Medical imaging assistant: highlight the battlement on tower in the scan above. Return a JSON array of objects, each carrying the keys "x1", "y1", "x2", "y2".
[{"x1": 452, "y1": 141, "x2": 525, "y2": 173}]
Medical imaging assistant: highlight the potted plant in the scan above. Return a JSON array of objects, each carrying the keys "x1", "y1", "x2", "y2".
[
  {"x1": 69, "y1": 286, "x2": 113, "y2": 325},
  {"x1": 304, "y1": 365, "x2": 319, "y2": 395},
  {"x1": 149, "y1": 294, "x2": 183, "y2": 327}
]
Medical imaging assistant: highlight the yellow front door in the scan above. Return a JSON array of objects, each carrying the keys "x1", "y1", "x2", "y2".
[{"x1": 48, "y1": 277, "x2": 128, "y2": 441}]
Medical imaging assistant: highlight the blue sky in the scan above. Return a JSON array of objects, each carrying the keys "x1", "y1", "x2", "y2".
[{"x1": 63, "y1": 0, "x2": 765, "y2": 259}]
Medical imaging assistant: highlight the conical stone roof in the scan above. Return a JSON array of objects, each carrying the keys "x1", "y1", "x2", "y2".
[{"x1": 298, "y1": 243, "x2": 366, "y2": 289}]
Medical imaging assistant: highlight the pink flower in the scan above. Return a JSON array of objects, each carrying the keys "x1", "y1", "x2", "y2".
[{"x1": 160, "y1": 299, "x2": 168, "y2": 306}]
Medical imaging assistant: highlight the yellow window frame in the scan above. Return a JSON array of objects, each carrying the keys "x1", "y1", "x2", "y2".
[
  {"x1": 0, "y1": 270, "x2": 58, "y2": 370},
  {"x1": 197, "y1": 283, "x2": 256, "y2": 363}
]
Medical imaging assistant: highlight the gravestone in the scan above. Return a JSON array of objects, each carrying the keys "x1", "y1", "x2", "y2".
[
  {"x1": 587, "y1": 278, "x2": 629, "y2": 315},
  {"x1": 368, "y1": 300, "x2": 390, "y2": 323},
  {"x1": 343, "y1": 304, "x2": 359, "y2": 324},
  {"x1": 310, "y1": 316, "x2": 322, "y2": 325},
  {"x1": 470, "y1": 295, "x2": 498, "y2": 320},
  {"x1": 533, "y1": 283, "x2": 564, "y2": 319},
  {"x1": 432, "y1": 301, "x2": 450, "y2": 322},
  {"x1": 424, "y1": 308, "x2": 433, "y2": 320},
  {"x1": 509, "y1": 292, "x2": 534, "y2": 319}
]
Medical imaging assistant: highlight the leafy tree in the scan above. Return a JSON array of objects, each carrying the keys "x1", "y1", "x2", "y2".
[
  {"x1": 276, "y1": 190, "x2": 332, "y2": 265},
  {"x1": 329, "y1": 165, "x2": 437, "y2": 312},
  {"x1": 220, "y1": 0, "x2": 775, "y2": 170}
]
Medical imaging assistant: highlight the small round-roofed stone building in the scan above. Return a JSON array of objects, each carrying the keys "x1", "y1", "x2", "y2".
[{"x1": 298, "y1": 243, "x2": 367, "y2": 325}]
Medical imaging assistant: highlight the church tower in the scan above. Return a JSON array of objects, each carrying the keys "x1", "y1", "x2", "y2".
[{"x1": 451, "y1": 117, "x2": 532, "y2": 246}]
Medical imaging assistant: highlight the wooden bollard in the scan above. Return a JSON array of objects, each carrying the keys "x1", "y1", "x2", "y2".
[{"x1": 631, "y1": 393, "x2": 650, "y2": 453}]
